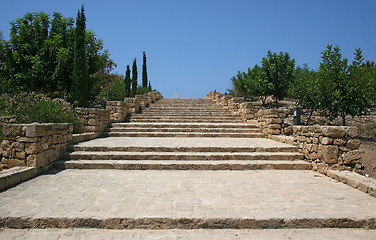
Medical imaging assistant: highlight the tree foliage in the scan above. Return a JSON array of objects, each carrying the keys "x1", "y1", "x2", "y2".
[
  {"x1": 261, "y1": 51, "x2": 295, "y2": 103},
  {"x1": 72, "y1": 5, "x2": 88, "y2": 106},
  {"x1": 131, "y1": 58, "x2": 138, "y2": 97},
  {"x1": 124, "y1": 65, "x2": 131, "y2": 97},
  {"x1": 0, "y1": 11, "x2": 109, "y2": 101},
  {"x1": 290, "y1": 64, "x2": 319, "y2": 124},
  {"x1": 142, "y1": 51, "x2": 148, "y2": 88},
  {"x1": 317, "y1": 45, "x2": 375, "y2": 125},
  {"x1": 230, "y1": 50, "x2": 294, "y2": 104},
  {"x1": 291, "y1": 45, "x2": 375, "y2": 125}
]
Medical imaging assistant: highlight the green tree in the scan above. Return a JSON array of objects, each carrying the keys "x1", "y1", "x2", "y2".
[
  {"x1": 131, "y1": 58, "x2": 138, "y2": 97},
  {"x1": 230, "y1": 71, "x2": 247, "y2": 97},
  {"x1": 290, "y1": 64, "x2": 319, "y2": 124},
  {"x1": 72, "y1": 5, "x2": 89, "y2": 106},
  {"x1": 317, "y1": 45, "x2": 374, "y2": 125},
  {"x1": 261, "y1": 51, "x2": 295, "y2": 103},
  {"x1": 142, "y1": 51, "x2": 148, "y2": 88},
  {"x1": 124, "y1": 65, "x2": 131, "y2": 97},
  {"x1": 0, "y1": 11, "x2": 109, "y2": 99},
  {"x1": 244, "y1": 64, "x2": 272, "y2": 104}
]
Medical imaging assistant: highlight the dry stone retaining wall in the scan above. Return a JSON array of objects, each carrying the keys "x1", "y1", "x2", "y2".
[
  {"x1": 106, "y1": 101, "x2": 129, "y2": 122},
  {"x1": 206, "y1": 91, "x2": 363, "y2": 173},
  {"x1": 293, "y1": 125, "x2": 362, "y2": 173},
  {"x1": 1, "y1": 123, "x2": 72, "y2": 173},
  {"x1": 75, "y1": 108, "x2": 110, "y2": 135}
]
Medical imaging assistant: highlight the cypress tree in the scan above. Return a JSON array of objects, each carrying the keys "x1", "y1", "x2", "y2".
[
  {"x1": 142, "y1": 51, "x2": 148, "y2": 88},
  {"x1": 131, "y1": 58, "x2": 138, "y2": 97},
  {"x1": 124, "y1": 65, "x2": 131, "y2": 97},
  {"x1": 72, "y1": 5, "x2": 88, "y2": 106},
  {"x1": 148, "y1": 81, "x2": 151, "y2": 91}
]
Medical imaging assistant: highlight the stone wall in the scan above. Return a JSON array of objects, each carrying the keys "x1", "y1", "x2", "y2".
[
  {"x1": 206, "y1": 91, "x2": 363, "y2": 173},
  {"x1": 1, "y1": 123, "x2": 72, "y2": 173},
  {"x1": 75, "y1": 108, "x2": 110, "y2": 135},
  {"x1": 293, "y1": 125, "x2": 362, "y2": 173},
  {"x1": 255, "y1": 108, "x2": 293, "y2": 136},
  {"x1": 124, "y1": 98, "x2": 140, "y2": 113},
  {"x1": 106, "y1": 101, "x2": 129, "y2": 122}
]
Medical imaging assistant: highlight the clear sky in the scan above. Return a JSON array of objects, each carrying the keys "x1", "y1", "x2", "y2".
[{"x1": 1, "y1": 0, "x2": 375, "y2": 98}]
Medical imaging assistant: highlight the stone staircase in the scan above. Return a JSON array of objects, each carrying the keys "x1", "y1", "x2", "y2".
[
  {"x1": 56, "y1": 98, "x2": 308, "y2": 170},
  {"x1": 2, "y1": 98, "x2": 376, "y2": 237}
]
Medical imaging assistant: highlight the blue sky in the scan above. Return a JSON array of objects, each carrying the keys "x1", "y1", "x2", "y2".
[{"x1": 1, "y1": 0, "x2": 375, "y2": 98}]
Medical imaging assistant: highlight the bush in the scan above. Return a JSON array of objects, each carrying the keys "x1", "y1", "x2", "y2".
[
  {"x1": 136, "y1": 87, "x2": 151, "y2": 95},
  {"x1": 97, "y1": 78, "x2": 126, "y2": 101},
  {"x1": 0, "y1": 92, "x2": 82, "y2": 133}
]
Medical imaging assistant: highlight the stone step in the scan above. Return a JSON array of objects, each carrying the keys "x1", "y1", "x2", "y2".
[
  {"x1": 4, "y1": 229, "x2": 376, "y2": 239},
  {"x1": 69, "y1": 145, "x2": 296, "y2": 153},
  {"x1": 133, "y1": 113, "x2": 236, "y2": 117},
  {"x1": 1, "y1": 170, "x2": 376, "y2": 230},
  {"x1": 128, "y1": 119, "x2": 243, "y2": 123},
  {"x1": 55, "y1": 159, "x2": 312, "y2": 170},
  {"x1": 109, "y1": 122, "x2": 258, "y2": 129},
  {"x1": 106, "y1": 132, "x2": 264, "y2": 138},
  {"x1": 107, "y1": 127, "x2": 262, "y2": 133},
  {"x1": 62, "y1": 151, "x2": 304, "y2": 161},
  {"x1": 129, "y1": 115, "x2": 240, "y2": 120}
]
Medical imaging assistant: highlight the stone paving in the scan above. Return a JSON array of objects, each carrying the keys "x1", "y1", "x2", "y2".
[
  {"x1": 1, "y1": 169, "x2": 376, "y2": 229},
  {"x1": 1, "y1": 228, "x2": 376, "y2": 240},
  {"x1": 72, "y1": 137, "x2": 295, "y2": 150},
  {"x1": 1, "y1": 98, "x2": 376, "y2": 238}
]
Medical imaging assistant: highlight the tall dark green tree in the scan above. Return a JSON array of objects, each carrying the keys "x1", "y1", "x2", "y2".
[
  {"x1": 131, "y1": 58, "x2": 138, "y2": 97},
  {"x1": 142, "y1": 51, "x2": 148, "y2": 88},
  {"x1": 72, "y1": 5, "x2": 89, "y2": 106},
  {"x1": 124, "y1": 65, "x2": 131, "y2": 97}
]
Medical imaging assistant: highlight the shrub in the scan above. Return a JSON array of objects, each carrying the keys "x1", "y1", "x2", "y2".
[
  {"x1": 0, "y1": 92, "x2": 82, "y2": 133},
  {"x1": 97, "y1": 78, "x2": 126, "y2": 101},
  {"x1": 136, "y1": 87, "x2": 151, "y2": 95}
]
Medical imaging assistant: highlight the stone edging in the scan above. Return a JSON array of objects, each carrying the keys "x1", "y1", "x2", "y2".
[
  {"x1": 0, "y1": 166, "x2": 37, "y2": 192},
  {"x1": 325, "y1": 170, "x2": 376, "y2": 198}
]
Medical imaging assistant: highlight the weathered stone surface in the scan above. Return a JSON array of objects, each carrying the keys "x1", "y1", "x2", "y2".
[
  {"x1": 318, "y1": 145, "x2": 338, "y2": 164},
  {"x1": 346, "y1": 127, "x2": 359, "y2": 138},
  {"x1": 25, "y1": 124, "x2": 45, "y2": 137},
  {"x1": 320, "y1": 137, "x2": 333, "y2": 145},
  {"x1": 347, "y1": 139, "x2": 361, "y2": 150},
  {"x1": 322, "y1": 127, "x2": 346, "y2": 138},
  {"x1": 2, "y1": 124, "x2": 24, "y2": 137},
  {"x1": 343, "y1": 150, "x2": 362, "y2": 164},
  {"x1": 333, "y1": 139, "x2": 346, "y2": 146}
]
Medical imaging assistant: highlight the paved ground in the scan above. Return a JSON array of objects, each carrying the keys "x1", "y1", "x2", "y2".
[
  {"x1": 73, "y1": 137, "x2": 294, "y2": 149},
  {"x1": 1, "y1": 228, "x2": 376, "y2": 240},
  {"x1": 1, "y1": 169, "x2": 376, "y2": 222}
]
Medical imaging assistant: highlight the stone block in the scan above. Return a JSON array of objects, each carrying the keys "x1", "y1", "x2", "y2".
[
  {"x1": 343, "y1": 150, "x2": 362, "y2": 164},
  {"x1": 2, "y1": 158, "x2": 25, "y2": 168},
  {"x1": 320, "y1": 137, "x2": 333, "y2": 145},
  {"x1": 2, "y1": 124, "x2": 25, "y2": 137},
  {"x1": 333, "y1": 139, "x2": 346, "y2": 146},
  {"x1": 346, "y1": 127, "x2": 359, "y2": 138},
  {"x1": 88, "y1": 119, "x2": 100, "y2": 126},
  {"x1": 266, "y1": 118, "x2": 283, "y2": 124},
  {"x1": 322, "y1": 126, "x2": 346, "y2": 138},
  {"x1": 347, "y1": 139, "x2": 361, "y2": 150},
  {"x1": 318, "y1": 145, "x2": 338, "y2": 164},
  {"x1": 25, "y1": 124, "x2": 45, "y2": 137},
  {"x1": 25, "y1": 143, "x2": 42, "y2": 155},
  {"x1": 15, "y1": 151, "x2": 26, "y2": 160},
  {"x1": 268, "y1": 124, "x2": 281, "y2": 129}
]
